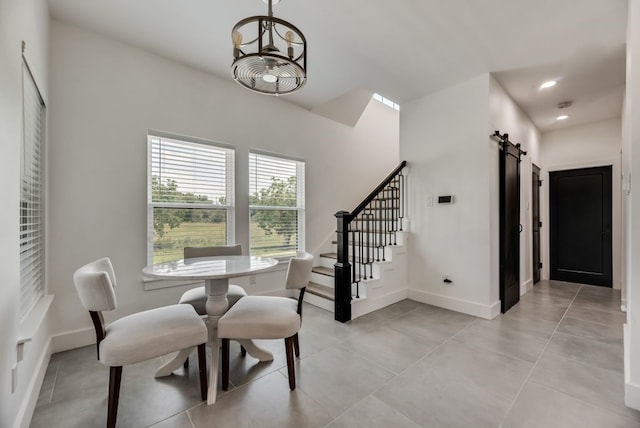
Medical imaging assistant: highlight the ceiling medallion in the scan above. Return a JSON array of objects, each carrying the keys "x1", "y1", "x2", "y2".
[{"x1": 231, "y1": 0, "x2": 307, "y2": 95}]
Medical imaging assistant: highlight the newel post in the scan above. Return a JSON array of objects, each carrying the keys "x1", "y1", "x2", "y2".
[{"x1": 334, "y1": 211, "x2": 352, "y2": 322}]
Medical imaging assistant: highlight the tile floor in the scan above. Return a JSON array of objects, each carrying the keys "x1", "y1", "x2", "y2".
[{"x1": 31, "y1": 280, "x2": 640, "y2": 427}]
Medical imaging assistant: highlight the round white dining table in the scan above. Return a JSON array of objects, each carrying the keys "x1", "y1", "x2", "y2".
[{"x1": 142, "y1": 255, "x2": 279, "y2": 404}]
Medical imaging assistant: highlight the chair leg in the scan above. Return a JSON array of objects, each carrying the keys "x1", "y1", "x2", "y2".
[
  {"x1": 108, "y1": 366, "x2": 122, "y2": 428},
  {"x1": 284, "y1": 336, "x2": 296, "y2": 390},
  {"x1": 240, "y1": 344, "x2": 246, "y2": 357},
  {"x1": 293, "y1": 333, "x2": 300, "y2": 357},
  {"x1": 197, "y1": 344, "x2": 207, "y2": 401},
  {"x1": 221, "y1": 339, "x2": 230, "y2": 391},
  {"x1": 183, "y1": 355, "x2": 190, "y2": 369}
]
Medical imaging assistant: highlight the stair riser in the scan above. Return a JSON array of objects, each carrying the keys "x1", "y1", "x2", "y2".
[{"x1": 310, "y1": 272, "x2": 334, "y2": 288}]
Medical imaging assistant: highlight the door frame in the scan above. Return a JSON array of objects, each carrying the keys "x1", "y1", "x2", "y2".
[
  {"x1": 541, "y1": 159, "x2": 620, "y2": 289},
  {"x1": 532, "y1": 164, "x2": 541, "y2": 285}
]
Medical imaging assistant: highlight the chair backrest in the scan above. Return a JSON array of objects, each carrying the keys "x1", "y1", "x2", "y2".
[
  {"x1": 73, "y1": 257, "x2": 117, "y2": 312},
  {"x1": 184, "y1": 244, "x2": 242, "y2": 259},
  {"x1": 285, "y1": 252, "x2": 314, "y2": 290}
]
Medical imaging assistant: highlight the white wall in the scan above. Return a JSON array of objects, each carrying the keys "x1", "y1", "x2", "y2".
[
  {"x1": 625, "y1": 0, "x2": 640, "y2": 411},
  {"x1": 540, "y1": 118, "x2": 623, "y2": 289},
  {"x1": 401, "y1": 74, "x2": 541, "y2": 319},
  {"x1": 490, "y1": 76, "x2": 542, "y2": 297},
  {"x1": 402, "y1": 74, "x2": 498, "y2": 318},
  {"x1": 0, "y1": 1, "x2": 51, "y2": 426},
  {"x1": 47, "y1": 21, "x2": 399, "y2": 347}
]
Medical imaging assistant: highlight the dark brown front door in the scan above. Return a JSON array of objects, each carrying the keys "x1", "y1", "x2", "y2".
[
  {"x1": 549, "y1": 166, "x2": 612, "y2": 287},
  {"x1": 532, "y1": 164, "x2": 541, "y2": 285}
]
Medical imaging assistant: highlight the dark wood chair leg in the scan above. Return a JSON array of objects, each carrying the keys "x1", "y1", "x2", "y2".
[
  {"x1": 197, "y1": 344, "x2": 207, "y2": 400},
  {"x1": 221, "y1": 339, "x2": 230, "y2": 391},
  {"x1": 293, "y1": 333, "x2": 300, "y2": 357},
  {"x1": 284, "y1": 336, "x2": 296, "y2": 390},
  {"x1": 108, "y1": 366, "x2": 122, "y2": 428},
  {"x1": 183, "y1": 355, "x2": 190, "y2": 369},
  {"x1": 240, "y1": 345, "x2": 246, "y2": 357}
]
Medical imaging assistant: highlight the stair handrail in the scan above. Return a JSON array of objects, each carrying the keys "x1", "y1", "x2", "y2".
[
  {"x1": 344, "y1": 160, "x2": 407, "y2": 221},
  {"x1": 334, "y1": 161, "x2": 407, "y2": 323}
]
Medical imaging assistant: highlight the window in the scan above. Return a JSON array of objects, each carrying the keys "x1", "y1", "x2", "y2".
[
  {"x1": 148, "y1": 132, "x2": 234, "y2": 264},
  {"x1": 20, "y1": 61, "x2": 46, "y2": 320},
  {"x1": 249, "y1": 151, "x2": 305, "y2": 258},
  {"x1": 373, "y1": 93, "x2": 400, "y2": 111}
]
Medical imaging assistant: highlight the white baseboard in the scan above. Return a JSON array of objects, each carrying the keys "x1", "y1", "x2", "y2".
[
  {"x1": 623, "y1": 323, "x2": 640, "y2": 410},
  {"x1": 408, "y1": 289, "x2": 500, "y2": 320},
  {"x1": 352, "y1": 288, "x2": 409, "y2": 319},
  {"x1": 51, "y1": 327, "x2": 96, "y2": 353},
  {"x1": 520, "y1": 279, "x2": 533, "y2": 296},
  {"x1": 14, "y1": 338, "x2": 52, "y2": 428}
]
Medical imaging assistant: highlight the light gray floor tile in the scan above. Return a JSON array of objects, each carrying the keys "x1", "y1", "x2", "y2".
[
  {"x1": 545, "y1": 331, "x2": 624, "y2": 373},
  {"x1": 187, "y1": 371, "x2": 333, "y2": 428},
  {"x1": 530, "y1": 351, "x2": 640, "y2": 422},
  {"x1": 289, "y1": 345, "x2": 395, "y2": 418},
  {"x1": 148, "y1": 412, "x2": 194, "y2": 428},
  {"x1": 502, "y1": 382, "x2": 638, "y2": 428},
  {"x1": 385, "y1": 304, "x2": 476, "y2": 344},
  {"x1": 557, "y1": 316, "x2": 624, "y2": 342},
  {"x1": 483, "y1": 313, "x2": 558, "y2": 339},
  {"x1": 501, "y1": 300, "x2": 569, "y2": 323},
  {"x1": 453, "y1": 320, "x2": 548, "y2": 362},
  {"x1": 339, "y1": 326, "x2": 438, "y2": 374},
  {"x1": 35, "y1": 359, "x2": 59, "y2": 408},
  {"x1": 30, "y1": 392, "x2": 107, "y2": 428},
  {"x1": 326, "y1": 395, "x2": 420, "y2": 428},
  {"x1": 374, "y1": 340, "x2": 532, "y2": 428},
  {"x1": 565, "y1": 303, "x2": 627, "y2": 325},
  {"x1": 31, "y1": 282, "x2": 634, "y2": 428}
]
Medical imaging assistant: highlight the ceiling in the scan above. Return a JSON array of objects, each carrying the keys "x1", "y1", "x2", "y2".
[{"x1": 47, "y1": 0, "x2": 628, "y2": 132}]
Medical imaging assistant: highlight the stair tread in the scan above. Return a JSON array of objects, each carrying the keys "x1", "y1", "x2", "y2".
[
  {"x1": 307, "y1": 282, "x2": 335, "y2": 301},
  {"x1": 312, "y1": 266, "x2": 334, "y2": 277},
  {"x1": 320, "y1": 252, "x2": 337, "y2": 259}
]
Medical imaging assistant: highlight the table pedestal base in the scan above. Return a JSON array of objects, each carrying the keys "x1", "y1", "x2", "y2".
[{"x1": 153, "y1": 278, "x2": 275, "y2": 405}]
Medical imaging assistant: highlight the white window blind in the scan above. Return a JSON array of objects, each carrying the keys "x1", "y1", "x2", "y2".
[
  {"x1": 20, "y1": 61, "x2": 46, "y2": 320},
  {"x1": 148, "y1": 132, "x2": 235, "y2": 264},
  {"x1": 249, "y1": 151, "x2": 305, "y2": 258}
]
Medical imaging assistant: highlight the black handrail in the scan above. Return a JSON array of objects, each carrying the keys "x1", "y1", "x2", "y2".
[
  {"x1": 348, "y1": 160, "x2": 407, "y2": 221},
  {"x1": 334, "y1": 161, "x2": 407, "y2": 323}
]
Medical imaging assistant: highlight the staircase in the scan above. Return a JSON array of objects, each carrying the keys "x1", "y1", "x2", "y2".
[{"x1": 303, "y1": 161, "x2": 409, "y2": 322}]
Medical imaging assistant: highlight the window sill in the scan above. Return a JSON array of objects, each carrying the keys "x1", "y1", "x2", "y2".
[{"x1": 18, "y1": 294, "x2": 54, "y2": 361}]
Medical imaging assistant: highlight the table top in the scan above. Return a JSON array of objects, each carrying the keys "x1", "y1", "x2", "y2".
[{"x1": 142, "y1": 255, "x2": 279, "y2": 281}]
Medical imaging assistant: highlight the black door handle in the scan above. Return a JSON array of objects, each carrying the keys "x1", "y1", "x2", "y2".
[{"x1": 519, "y1": 224, "x2": 523, "y2": 233}]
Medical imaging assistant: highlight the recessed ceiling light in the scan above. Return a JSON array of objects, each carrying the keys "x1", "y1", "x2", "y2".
[
  {"x1": 556, "y1": 115, "x2": 569, "y2": 121},
  {"x1": 539, "y1": 80, "x2": 557, "y2": 89}
]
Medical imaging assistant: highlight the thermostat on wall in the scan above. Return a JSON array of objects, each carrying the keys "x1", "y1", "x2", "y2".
[{"x1": 438, "y1": 195, "x2": 454, "y2": 204}]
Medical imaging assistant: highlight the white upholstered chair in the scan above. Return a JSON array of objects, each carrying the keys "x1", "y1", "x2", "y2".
[
  {"x1": 73, "y1": 257, "x2": 208, "y2": 428},
  {"x1": 178, "y1": 245, "x2": 248, "y2": 314},
  {"x1": 218, "y1": 251, "x2": 314, "y2": 391}
]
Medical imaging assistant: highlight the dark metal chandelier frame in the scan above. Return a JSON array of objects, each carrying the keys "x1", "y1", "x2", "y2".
[{"x1": 231, "y1": 0, "x2": 307, "y2": 95}]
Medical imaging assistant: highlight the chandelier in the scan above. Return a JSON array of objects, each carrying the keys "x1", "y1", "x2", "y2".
[{"x1": 231, "y1": 0, "x2": 307, "y2": 95}]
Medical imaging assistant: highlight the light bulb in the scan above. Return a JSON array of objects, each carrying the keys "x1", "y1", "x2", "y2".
[
  {"x1": 285, "y1": 31, "x2": 294, "y2": 46},
  {"x1": 232, "y1": 31, "x2": 243, "y2": 59},
  {"x1": 232, "y1": 31, "x2": 243, "y2": 47},
  {"x1": 285, "y1": 31, "x2": 294, "y2": 59}
]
